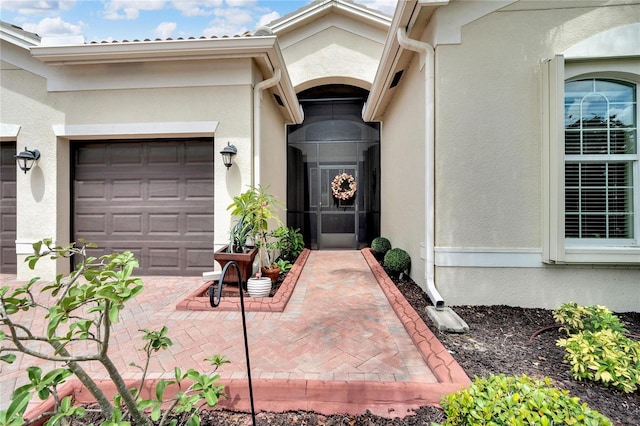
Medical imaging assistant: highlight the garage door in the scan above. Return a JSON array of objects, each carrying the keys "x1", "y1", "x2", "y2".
[
  {"x1": 73, "y1": 139, "x2": 214, "y2": 275},
  {"x1": 0, "y1": 142, "x2": 17, "y2": 273}
]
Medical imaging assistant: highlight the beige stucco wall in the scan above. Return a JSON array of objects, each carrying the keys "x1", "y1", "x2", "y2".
[
  {"x1": 379, "y1": 54, "x2": 426, "y2": 289},
  {"x1": 430, "y1": 1, "x2": 639, "y2": 311},
  {"x1": 1, "y1": 49, "x2": 262, "y2": 279},
  {"x1": 280, "y1": 24, "x2": 383, "y2": 91}
]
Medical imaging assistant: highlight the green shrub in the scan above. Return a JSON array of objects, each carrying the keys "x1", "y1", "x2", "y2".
[
  {"x1": 553, "y1": 302, "x2": 629, "y2": 334},
  {"x1": 371, "y1": 237, "x2": 391, "y2": 258},
  {"x1": 554, "y1": 302, "x2": 639, "y2": 393},
  {"x1": 439, "y1": 374, "x2": 611, "y2": 425},
  {"x1": 557, "y1": 329, "x2": 640, "y2": 393},
  {"x1": 383, "y1": 248, "x2": 410, "y2": 275},
  {"x1": 273, "y1": 226, "x2": 305, "y2": 262}
]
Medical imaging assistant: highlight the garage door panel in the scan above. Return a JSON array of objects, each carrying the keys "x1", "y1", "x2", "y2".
[
  {"x1": 148, "y1": 214, "x2": 180, "y2": 234},
  {"x1": 1, "y1": 142, "x2": 17, "y2": 273},
  {"x1": 74, "y1": 139, "x2": 214, "y2": 275},
  {"x1": 112, "y1": 214, "x2": 143, "y2": 234},
  {"x1": 112, "y1": 180, "x2": 144, "y2": 199},
  {"x1": 75, "y1": 180, "x2": 107, "y2": 199},
  {"x1": 149, "y1": 179, "x2": 179, "y2": 198},
  {"x1": 186, "y1": 249, "x2": 214, "y2": 268}
]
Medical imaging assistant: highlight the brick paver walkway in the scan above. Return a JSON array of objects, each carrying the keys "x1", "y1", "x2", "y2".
[{"x1": 0, "y1": 250, "x2": 469, "y2": 418}]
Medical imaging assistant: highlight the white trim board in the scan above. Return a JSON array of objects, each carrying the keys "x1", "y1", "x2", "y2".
[
  {"x1": 435, "y1": 247, "x2": 543, "y2": 268},
  {"x1": 53, "y1": 121, "x2": 219, "y2": 140}
]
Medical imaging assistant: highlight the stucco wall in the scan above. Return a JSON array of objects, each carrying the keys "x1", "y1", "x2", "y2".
[
  {"x1": 431, "y1": 1, "x2": 639, "y2": 311},
  {"x1": 281, "y1": 24, "x2": 383, "y2": 91},
  {"x1": 1, "y1": 50, "x2": 260, "y2": 279},
  {"x1": 379, "y1": 54, "x2": 426, "y2": 289}
]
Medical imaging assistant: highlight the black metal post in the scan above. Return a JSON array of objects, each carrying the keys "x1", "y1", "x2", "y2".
[{"x1": 209, "y1": 261, "x2": 256, "y2": 425}]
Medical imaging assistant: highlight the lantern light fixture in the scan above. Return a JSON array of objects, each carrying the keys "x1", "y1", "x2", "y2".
[
  {"x1": 15, "y1": 147, "x2": 41, "y2": 174},
  {"x1": 220, "y1": 142, "x2": 237, "y2": 170}
]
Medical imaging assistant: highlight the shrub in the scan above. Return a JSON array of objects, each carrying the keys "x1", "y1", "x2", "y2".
[
  {"x1": 371, "y1": 237, "x2": 391, "y2": 259},
  {"x1": 273, "y1": 226, "x2": 305, "y2": 262},
  {"x1": 553, "y1": 302, "x2": 629, "y2": 334},
  {"x1": 438, "y1": 374, "x2": 612, "y2": 425},
  {"x1": 0, "y1": 239, "x2": 228, "y2": 426},
  {"x1": 383, "y1": 248, "x2": 410, "y2": 276},
  {"x1": 554, "y1": 302, "x2": 639, "y2": 393}
]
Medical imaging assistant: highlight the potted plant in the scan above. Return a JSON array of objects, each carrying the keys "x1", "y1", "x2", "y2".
[
  {"x1": 234, "y1": 185, "x2": 283, "y2": 297},
  {"x1": 214, "y1": 190, "x2": 260, "y2": 286}
]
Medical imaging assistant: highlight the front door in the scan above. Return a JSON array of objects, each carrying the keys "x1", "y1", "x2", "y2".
[
  {"x1": 287, "y1": 87, "x2": 380, "y2": 250},
  {"x1": 317, "y1": 165, "x2": 358, "y2": 249}
]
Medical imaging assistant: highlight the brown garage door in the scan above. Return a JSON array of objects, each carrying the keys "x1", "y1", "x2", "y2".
[
  {"x1": 0, "y1": 142, "x2": 17, "y2": 273},
  {"x1": 73, "y1": 139, "x2": 214, "y2": 275}
]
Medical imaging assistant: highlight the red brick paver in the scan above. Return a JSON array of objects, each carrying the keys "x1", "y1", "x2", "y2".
[{"x1": 0, "y1": 250, "x2": 469, "y2": 419}]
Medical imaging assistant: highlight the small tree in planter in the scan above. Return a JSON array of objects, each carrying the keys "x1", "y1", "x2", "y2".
[
  {"x1": 0, "y1": 239, "x2": 228, "y2": 425},
  {"x1": 229, "y1": 185, "x2": 283, "y2": 296}
]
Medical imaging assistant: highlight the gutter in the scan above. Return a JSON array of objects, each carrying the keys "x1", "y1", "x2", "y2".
[
  {"x1": 253, "y1": 68, "x2": 282, "y2": 186},
  {"x1": 396, "y1": 27, "x2": 444, "y2": 310}
]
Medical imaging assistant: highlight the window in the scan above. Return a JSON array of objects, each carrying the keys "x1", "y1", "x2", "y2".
[
  {"x1": 564, "y1": 79, "x2": 637, "y2": 243},
  {"x1": 542, "y1": 55, "x2": 640, "y2": 264}
]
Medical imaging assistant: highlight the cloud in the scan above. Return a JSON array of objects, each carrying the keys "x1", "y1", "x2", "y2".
[
  {"x1": 1, "y1": 0, "x2": 76, "y2": 16},
  {"x1": 102, "y1": 0, "x2": 165, "y2": 20},
  {"x1": 22, "y1": 15, "x2": 84, "y2": 36},
  {"x1": 171, "y1": 0, "x2": 222, "y2": 17},
  {"x1": 257, "y1": 11, "x2": 279, "y2": 27},
  {"x1": 225, "y1": 0, "x2": 257, "y2": 6},
  {"x1": 154, "y1": 21, "x2": 177, "y2": 38}
]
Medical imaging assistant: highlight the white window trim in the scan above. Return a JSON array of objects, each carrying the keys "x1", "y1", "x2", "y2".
[{"x1": 542, "y1": 55, "x2": 640, "y2": 264}]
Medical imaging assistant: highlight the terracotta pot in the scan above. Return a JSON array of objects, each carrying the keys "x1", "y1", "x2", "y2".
[{"x1": 261, "y1": 265, "x2": 281, "y2": 283}]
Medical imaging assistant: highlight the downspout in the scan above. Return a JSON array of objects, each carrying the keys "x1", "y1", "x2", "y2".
[
  {"x1": 397, "y1": 27, "x2": 444, "y2": 309},
  {"x1": 253, "y1": 68, "x2": 281, "y2": 187}
]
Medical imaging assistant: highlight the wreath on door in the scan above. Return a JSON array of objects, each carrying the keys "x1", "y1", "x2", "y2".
[{"x1": 331, "y1": 172, "x2": 357, "y2": 200}]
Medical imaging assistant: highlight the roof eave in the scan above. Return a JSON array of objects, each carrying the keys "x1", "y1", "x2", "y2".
[
  {"x1": 270, "y1": 0, "x2": 391, "y2": 36},
  {"x1": 30, "y1": 36, "x2": 278, "y2": 65},
  {"x1": 363, "y1": 0, "x2": 448, "y2": 122},
  {"x1": 0, "y1": 21, "x2": 40, "y2": 49}
]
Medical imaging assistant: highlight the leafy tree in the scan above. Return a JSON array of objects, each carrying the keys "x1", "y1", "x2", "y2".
[{"x1": 1, "y1": 239, "x2": 228, "y2": 425}]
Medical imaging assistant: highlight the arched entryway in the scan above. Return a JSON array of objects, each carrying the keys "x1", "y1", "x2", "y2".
[{"x1": 287, "y1": 85, "x2": 380, "y2": 249}]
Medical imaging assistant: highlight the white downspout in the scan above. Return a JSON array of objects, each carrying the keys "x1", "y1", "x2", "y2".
[
  {"x1": 397, "y1": 28, "x2": 444, "y2": 309},
  {"x1": 253, "y1": 68, "x2": 282, "y2": 186}
]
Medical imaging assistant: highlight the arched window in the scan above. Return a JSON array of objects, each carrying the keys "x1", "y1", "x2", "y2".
[{"x1": 564, "y1": 79, "x2": 637, "y2": 241}]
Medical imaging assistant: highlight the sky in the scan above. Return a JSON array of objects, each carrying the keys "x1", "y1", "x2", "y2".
[{"x1": 0, "y1": 0, "x2": 396, "y2": 42}]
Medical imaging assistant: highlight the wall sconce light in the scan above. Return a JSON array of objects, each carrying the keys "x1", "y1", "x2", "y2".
[
  {"x1": 15, "y1": 147, "x2": 41, "y2": 174},
  {"x1": 220, "y1": 142, "x2": 237, "y2": 170}
]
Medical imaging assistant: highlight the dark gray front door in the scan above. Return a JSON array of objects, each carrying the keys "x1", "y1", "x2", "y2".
[
  {"x1": 0, "y1": 142, "x2": 16, "y2": 273},
  {"x1": 317, "y1": 164, "x2": 358, "y2": 249},
  {"x1": 72, "y1": 139, "x2": 214, "y2": 275}
]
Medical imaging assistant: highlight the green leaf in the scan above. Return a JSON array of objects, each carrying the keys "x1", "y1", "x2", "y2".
[{"x1": 3, "y1": 391, "x2": 31, "y2": 424}]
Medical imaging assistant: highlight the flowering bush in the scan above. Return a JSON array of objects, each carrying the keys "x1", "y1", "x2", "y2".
[{"x1": 331, "y1": 173, "x2": 357, "y2": 200}]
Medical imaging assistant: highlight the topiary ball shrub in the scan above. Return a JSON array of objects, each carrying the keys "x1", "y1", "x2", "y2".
[
  {"x1": 383, "y1": 248, "x2": 410, "y2": 277},
  {"x1": 439, "y1": 374, "x2": 612, "y2": 425},
  {"x1": 371, "y1": 237, "x2": 391, "y2": 259}
]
